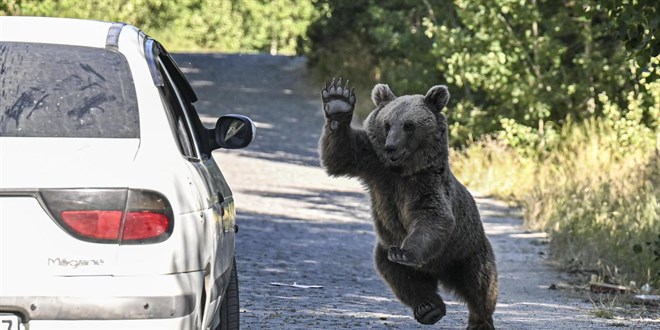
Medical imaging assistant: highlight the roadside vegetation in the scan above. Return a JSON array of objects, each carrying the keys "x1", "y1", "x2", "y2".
[
  {"x1": 3, "y1": 0, "x2": 658, "y2": 288},
  {"x1": 451, "y1": 92, "x2": 659, "y2": 289},
  {"x1": 1, "y1": 0, "x2": 317, "y2": 54}
]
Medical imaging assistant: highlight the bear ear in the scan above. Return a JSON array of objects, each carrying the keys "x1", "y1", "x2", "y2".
[
  {"x1": 371, "y1": 83, "x2": 396, "y2": 106},
  {"x1": 424, "y1": 85, "x2": 450, "y2": 113}
]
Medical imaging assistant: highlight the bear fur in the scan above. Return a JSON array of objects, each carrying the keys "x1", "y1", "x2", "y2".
[{"x1": 318, "y1": 78, "x2": 498, "y2": 329}]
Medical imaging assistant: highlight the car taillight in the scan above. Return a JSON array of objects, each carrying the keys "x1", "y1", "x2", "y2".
[
  {"x1": 60, "y1": 210, "x2": 123, "y2": 240},
  {"x1": 40, "y1": 189, "x2": 173, "y2": 244},
  {"x1": 123, "y1": 211, "x2": 170, "y2": 240}
]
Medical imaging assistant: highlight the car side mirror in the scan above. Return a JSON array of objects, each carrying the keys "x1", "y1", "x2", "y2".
[{"x1": 214, "y1": 115, "x2": 256, "y2": 149}]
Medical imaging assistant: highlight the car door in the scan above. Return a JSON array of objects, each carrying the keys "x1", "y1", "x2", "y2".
[{"x1": 154, "y1": 48, "x2": 236, "y2": 328}]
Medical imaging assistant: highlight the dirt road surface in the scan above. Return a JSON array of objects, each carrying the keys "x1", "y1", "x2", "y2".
[{"x1": 173, "y1": 53, "x2": 657, "y2": 329}]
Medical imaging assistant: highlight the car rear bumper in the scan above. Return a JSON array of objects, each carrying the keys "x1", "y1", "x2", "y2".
[
  {"x1": 0, "y1": 271, "x2": 203, "y2": 329},
  {"x1": 8, "y1": 315, "x2": 196, "y2": 330},
  {"x1": 1, "y1": 294, "x2": 193, "y2": 320}
]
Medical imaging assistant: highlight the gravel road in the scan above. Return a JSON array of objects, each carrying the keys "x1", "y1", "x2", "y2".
[{"x1": 172, "y1": 53, "x2": 657, "y2": 329}]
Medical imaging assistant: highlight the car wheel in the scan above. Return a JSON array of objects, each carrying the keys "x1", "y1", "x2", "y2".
[{"x1": 216, "y1": 257, "x2": 239, "y2": 330}]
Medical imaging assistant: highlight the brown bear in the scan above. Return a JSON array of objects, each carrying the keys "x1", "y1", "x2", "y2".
[{"x1": 318, "y1": 78, "x2": 498, "y2": 329}]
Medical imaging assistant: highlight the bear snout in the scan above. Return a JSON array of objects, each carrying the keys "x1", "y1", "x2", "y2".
[
  {"x1": 384, "y1": 144, "x2": 397, "y2": 154},
  {"x1": 384, "y1": 146, "x2": 407, "y2": 164}
]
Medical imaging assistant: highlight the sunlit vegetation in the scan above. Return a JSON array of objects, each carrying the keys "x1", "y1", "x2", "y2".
[
  {"x1": 2, "y1": 0, "x2": 317, "y2": 54},
  {"x1": 452, "y1": 82, "x2": 659, "y2": 287}
]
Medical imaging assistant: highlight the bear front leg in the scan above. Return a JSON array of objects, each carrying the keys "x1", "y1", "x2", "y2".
[
  {"x1": 389, "y1": 218, "x2": 454, "y2": 268},
  {"x1": 388, "y1": 192, "x2": 456, "y2": 267},
  {"x1": 387, "y1": 245, "x2": 420, "y2": 267},
  {"x1": 394, "y1": 217, "x2": 455, "y2": 268},
  {"x1": 375, "y1": 245, "x2": 446, "y2": 325},
  {"x1": 319, "y1": 78, "x2": 377, "y2": 177}
]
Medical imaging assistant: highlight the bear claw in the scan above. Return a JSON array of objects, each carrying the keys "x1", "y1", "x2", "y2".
[
  {"x1": 414, "y1": 301, "x2": 446, "y2": 325},
  {"x1": 387, "y1": 246, "x2": 419, "y2": 267},
  {"x1": 321, "y1": 77, "x2": 356, "y2": 116}
]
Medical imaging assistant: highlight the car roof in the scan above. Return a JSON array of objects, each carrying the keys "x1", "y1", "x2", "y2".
[
  {"x1": 0, "y1": 16, "x2": 126, "y2": 48},
  {"x1": 1, "y1": 16, "x2": 198, "y2": 103}
]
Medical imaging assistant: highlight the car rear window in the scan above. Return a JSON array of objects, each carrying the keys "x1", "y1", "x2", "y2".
[{"x1": 0, "y1": 42, "x2": 139, "y2": 138}]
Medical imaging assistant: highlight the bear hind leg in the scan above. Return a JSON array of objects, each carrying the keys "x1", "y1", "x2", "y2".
[
  {"x1": 466, "y1": 302, "x2": 495, "y2": 330},
  {"x1": 448, "y1": 262, "x2": 497, "y2": 330},
  {"x1": 375, "y1": 245, "x2": 445, "y2": 325}
]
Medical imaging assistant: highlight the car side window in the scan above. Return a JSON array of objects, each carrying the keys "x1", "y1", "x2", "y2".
[
  {"x1": 156, "y1": 50, "x2": 216, "y2": 160},
  {"x1": 157, "y1": 57, "x2": 201, "y2": 160}
]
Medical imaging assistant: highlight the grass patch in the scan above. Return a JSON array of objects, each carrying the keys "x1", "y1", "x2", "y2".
[{"x1": 451, "y1": 116, "x2": 660, "y2": 289}]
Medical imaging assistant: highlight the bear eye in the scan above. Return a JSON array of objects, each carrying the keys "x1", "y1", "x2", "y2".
[
  {"x1": 403, "y1": 122, "x2": 415, "y2": 133},
  {"x1": 384, "y1": 122, "x2": 391, "y2": 132}
]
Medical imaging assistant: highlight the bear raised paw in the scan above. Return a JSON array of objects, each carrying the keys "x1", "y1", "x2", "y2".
[
  {"x1": 319, "y1": 79, "x2": 498, "y2": 329},
  {"x1": 321, "y1": 77, "x2": 356, "y2": 131}
]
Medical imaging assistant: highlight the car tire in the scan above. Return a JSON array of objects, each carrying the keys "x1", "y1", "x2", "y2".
[{"x1": 216, "y1": 257, "x2": 239, "y2": 330}]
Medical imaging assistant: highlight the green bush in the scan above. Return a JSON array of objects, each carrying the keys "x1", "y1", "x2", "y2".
[
  {"x1": 452, "y1": 55, "x2": 660, "y2": 286},
  {"x1": 307, "y1": 0, "x2": 658, "y2": 146},
  {"x1": 4, "y1": 0, "x2": 317, "y2": 54}
]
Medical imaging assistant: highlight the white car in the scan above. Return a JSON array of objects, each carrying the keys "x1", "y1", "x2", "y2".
[{"x1": 0, "y1": 16, "x2": 255, "y2": 330}]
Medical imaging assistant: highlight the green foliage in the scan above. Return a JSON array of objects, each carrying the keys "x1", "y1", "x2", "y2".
[
  {"x1": 7, "y1": 0, "x2": 182, "y2": 31},
  {"x1": 5, "y1": 0, "x2": 317, "y2": 54},
  {"x1": 0, "y1": 0, "x2": 20, "y2": 15},
  {"x1": 452, "y1": 57, "x2": 660, "y2": 286},
  {"x1": 307, "y1": 0, "x2": 659, "y2": 145},
  {"x1": 306, "y1": 1, "x2": 439, "y2": 116},
  {"x1": 237, "y1": 0, "x2": 316, "y2": 54},
  {"x1": 600, "y1": 0, "x2": 659, "y2": 67}
]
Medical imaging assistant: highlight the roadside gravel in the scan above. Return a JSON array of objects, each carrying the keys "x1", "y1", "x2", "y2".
[{"x1": 173, "y1": 53, "x2": 658, "y2": 329}]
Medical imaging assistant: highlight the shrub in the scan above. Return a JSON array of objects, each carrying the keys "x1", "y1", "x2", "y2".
[{"x1": 452, "y1": 55, "x2": 660, "y2": 286}]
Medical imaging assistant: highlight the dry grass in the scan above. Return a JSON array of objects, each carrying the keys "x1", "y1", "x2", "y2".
[{"x1": 452, "y1": 118, "x2": 660, "y2": 288}]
